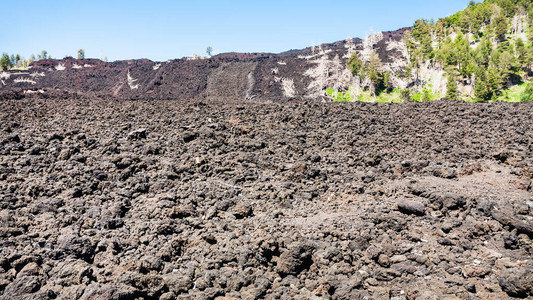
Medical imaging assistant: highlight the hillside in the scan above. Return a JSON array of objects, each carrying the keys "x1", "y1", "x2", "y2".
[
  {"x1": 1, "y1": 0, "x2": 531, "y2": 102},
  {"x1": 0, "y1": 33, "x2": 396, "y2": 102}
]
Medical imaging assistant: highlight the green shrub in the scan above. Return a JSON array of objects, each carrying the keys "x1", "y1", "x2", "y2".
[
  {"x1": 519, "y1": 83, "x2": 533, "y2": 102},
  {"x1": 399, "y1": 88, "x2": 411, "y2": 101},
  {"x1": 326, "y1": 88, "x2": 353, "y2": 102},
  {"x1": 411, "y1": 84, "x2": 439, "y2": 102}
]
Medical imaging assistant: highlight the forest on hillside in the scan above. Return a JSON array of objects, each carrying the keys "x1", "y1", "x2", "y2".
[{"x1": 343, "y1": 0, "x2": 533, "y2": 102}]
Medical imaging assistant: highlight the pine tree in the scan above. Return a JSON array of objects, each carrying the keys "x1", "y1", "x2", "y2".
[
  {"x1": 38, "y1": 50, "x2": 48, "y2": 60},
  {"x1": 474, "y1": 68, "x2": 492, "y2": 101},
  {"x1": 515, "y1": 38, "x2": 527, "y2": 69},
  {"x1": 347, "y1": 53, "x2": 364, "y2": 77},
  {"x1": 459, "y1": 10, "x2": 472, "y2": 33},
  {"x1": 366, "y1": 52, "x2": 384, "y2": 94},
  {"x1": 0, "y1": 53, "x2": 12, "y2": 70},
  {"x1": 471, "y1": 9, "x2": 483, "y2": 33},
  {"x1": 487, "y1": 67, "x2": 501, "y2": 97},
  {"x1": 412, "y1": 19, "x2": 431, "y2": 42},
  {"x1": 493, "y1": 13, "x2": 508, "y2": 41},
  {"x1": 498, "y1": 50, "x2": 517, "y2": 85},
  {"x1": 475, "y1": 38, "x2": 492, "y2": 66},
  {"x1": 383, "y1": 71, "x2": 392, "y2": 92},
  {"x1": 446, "y1": 75, "x2": 459, "y2": 100},
  {"x1": 435, "y1": 20, "x2": 446, "y2": 41}
]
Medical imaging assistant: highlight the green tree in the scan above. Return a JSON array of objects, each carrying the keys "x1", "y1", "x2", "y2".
[
  {"x1": 366, "y1": 52, "x2": 385, "y2": 94},
  {"x1": 446, "y1": 75, "x2": 459, "y2": 100},
  {"x1": 435, "y1": 20, "x2": 446, "y2": 41},
  {"x1": 77, "y1": 49, "x2": 85, "y2": 60},
  {"x1": 421, "y1": 38, "x2": 434, "y2": 59},
  {"x1": 471, "y1": 9, "x2": 483, "y2": 33},
  {"x1": 515, "y1": 38, "x2": 527, "y2": 68},
  {"x1": 498, "y1": 50, "x2": 518, "y2": 85},
  {"x1": 347, "y1": 52, "x2": 364, "y2": 77},
  {"x1": 206, "y1": 46, "x2": 213, "y2": 57},
  {"x1": 487, "y1": 67, "x2": 501, "y2": 96},
  {"x1": 0, "y1": 53, "x2": 12, "y2": 70},
  {"x1": 459, "y1": 10, "x2": 471, "y2": 33},
  {"x1": 474, "y1": 68, "x2": 491, "y2": 101},
  {"x1": 38, "y1": 50, "x2": 48, "y2": 60},
  {"x1": 383, "y1": 71, "x2": 392, "y2": 92},
  {"x1": 525, "y1": 49, "x2": 533, "y2": 72},
  {"x1": 474, "y1": 38, "x2": 492, "y2": 66},
  {"x1": 493, "y1": 13, "x2": 507, "y2": 41},
  {"x1": 15, "y1": 54, "x2": 20, "y2": 64},
  {"x1": 347, "y1": 51, "x2": 385, "y2": 95},
  {"x1": 412, "y1": 19, "x2": 431, "y2": 42}
]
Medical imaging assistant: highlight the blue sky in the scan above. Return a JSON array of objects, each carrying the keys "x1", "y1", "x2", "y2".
[{"x1": 1, "y1": 0, "x2": 470, "y2": 62}]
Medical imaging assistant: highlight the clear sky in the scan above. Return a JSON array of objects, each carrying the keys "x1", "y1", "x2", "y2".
[{"x1": 1, "y1": 0, "x2": 470, "y2": 62}]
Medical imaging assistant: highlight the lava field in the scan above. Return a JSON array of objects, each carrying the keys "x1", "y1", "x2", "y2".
[{"x1": 0, "y1": 99, "x2": 532, "y2": 299}]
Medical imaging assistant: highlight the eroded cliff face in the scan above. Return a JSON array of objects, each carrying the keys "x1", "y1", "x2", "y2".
[{"x1": 0, "y1": 28, "x2": 430, "y2": 102}]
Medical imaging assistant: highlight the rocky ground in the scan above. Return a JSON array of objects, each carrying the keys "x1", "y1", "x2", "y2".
[{"x1": 0, "y1": 99, "x2": 532, "y2": 300}]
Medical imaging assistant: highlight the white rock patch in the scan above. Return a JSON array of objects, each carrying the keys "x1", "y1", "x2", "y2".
[
  {"x1": 0, "y1": 71, "x2": 11, "y2": 80},
  {"x1": 127, "y1": 70, "x2": 139, "y2": 90},
  {"x1": 30, "y1": 72, "x2": 45, "y2": 78},
  {"x1": 14, "y1": 78, "x2": 36, "y2": 84},
  {"x1": 281, "y1": 78, "x2": 296, "y2": 98}
]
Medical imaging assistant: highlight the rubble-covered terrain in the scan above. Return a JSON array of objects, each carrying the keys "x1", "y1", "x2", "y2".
[{"x1": 0, "y1": 99, "x2": 532, "y2": 299}]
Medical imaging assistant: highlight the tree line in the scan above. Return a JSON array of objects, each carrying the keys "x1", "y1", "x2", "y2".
[{"x1": 1, "y1": 49, "x2": 86, "y2": 71}]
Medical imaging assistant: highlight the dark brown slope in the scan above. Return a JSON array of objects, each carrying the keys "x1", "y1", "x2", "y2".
[{"x1": 0, "y1": 29, "x2": 411, "y2": 102}]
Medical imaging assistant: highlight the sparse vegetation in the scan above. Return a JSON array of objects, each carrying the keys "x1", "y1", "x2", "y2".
[
  {"x1": 326, "y1": 88, "x2": 353, "y2": 102},
  {"x1": 38, "y1": 50, "x2": 50, "y2": 60},
  {"x1": 347, "y1": 51, "x2": 388, "y2": 95}
]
